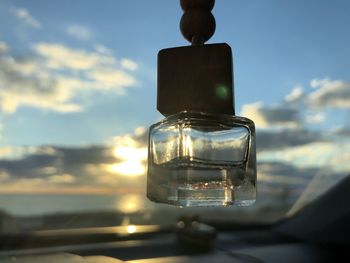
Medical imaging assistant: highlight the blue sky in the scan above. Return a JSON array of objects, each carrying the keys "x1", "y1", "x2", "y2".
[
  {"x1": 0, "y1": 0, "x2": 349, "y2": 207},
  {"x1": 0, "y1": 0, "x2": 349, "y2": 146}
]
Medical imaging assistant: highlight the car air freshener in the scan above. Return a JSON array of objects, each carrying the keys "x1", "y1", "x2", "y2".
[{"x1": 147, "y1": 0, "x2": 256, "y2": 207}]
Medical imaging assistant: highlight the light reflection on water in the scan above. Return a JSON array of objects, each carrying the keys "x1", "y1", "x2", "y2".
[
  {"x1": 116, "y1": 194, "x2": 144, "y2": 214},
  {"x1": 126, "y1": 224, "x2": 136, "y2": 233}
]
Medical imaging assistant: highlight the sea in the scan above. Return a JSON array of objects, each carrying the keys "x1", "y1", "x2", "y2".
[{"x1": 0, "y1": 193, "x2": 150, "y2": 216}]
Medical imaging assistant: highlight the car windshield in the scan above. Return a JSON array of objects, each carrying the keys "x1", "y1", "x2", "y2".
[{"x1": 0, "y1": 0, "x2": 349, "y2": 235}]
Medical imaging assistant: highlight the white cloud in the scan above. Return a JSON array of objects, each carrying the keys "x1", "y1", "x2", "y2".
[
  {"x1": 49, "y1": 173, "x2": 75, "y2": 184},
  {"x1": 257, "y1": 129, "x2": 324, "y2": 151},
  {"x1": 11, "y1": 7, "x2": 41, "y2": 28},
  {"x1": 95, "y1": 44, "x2": 113, "y2": 55},
  {"x1": 66, "y1": 24, "x2": 92, "y2": 40},
  {"x1": 306, "y1": 112, "x2": 325, "y2": 124},
  {"x1": 241, "y1": 102, "x2": 268, "y2": 127},
  {"x1": 0, "y1": 55, "x2": 82, "y2": 113},
  {"x1": 0, "y1": 42, "x2": 138, "y2": 113},
  {"x1": 2, "y1": 146, "x2": 56, "y2": 157},
  {"x1": 285, "y1": 85, "x2": 304, "y2": 103},
  {"x1": 34, "y1": 43, "x2": 113, "y2": 70},
  {"x1": 241, "y1": 102, "x2": 300, "y2": 129},
  {"x1": 242, "y1": 78, "x2": 350, "y2": 130},
  {"x1": 121, "y1": 58, "x2": 138, "y2": 71},
  {"x1": 0, "y1": 123, "x2": 2, "y2": 141},
  {"x1": 0, "y1": 42, "x2": 8, "y2": 53},
  {"x1": 308, "y1": 78, "x2": 350, "y2": 108},
  {"x1": 87, "y1": 68, "x2": 136, "y2": 91},
  {"x1": 0, "y1": 142, "x2": 147, "y2": 193},
  {"x1": 310, "y1": 78, "x2": 331, "y2": 89},
  {"x1": 259, "y1": 141, "x2": 350, "y2": 173},
  {"x1": 134, "y1": 126, "x2": 146, "y2": 136},
  {"x1": 0, "y1": 169, "x2": 10, "y2": 182},
  {"x1": 331, "y1": 126, "x2": 350, "y2": 137}
]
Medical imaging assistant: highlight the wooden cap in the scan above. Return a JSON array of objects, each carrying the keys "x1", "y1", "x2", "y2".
[{"x1": 157, "y1": 43, "x2": 234, "y2": 116}]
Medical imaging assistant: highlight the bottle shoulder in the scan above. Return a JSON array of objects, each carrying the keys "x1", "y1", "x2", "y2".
[{"x1": 150, "y1": 111, "x2": 255, "y2": 131}]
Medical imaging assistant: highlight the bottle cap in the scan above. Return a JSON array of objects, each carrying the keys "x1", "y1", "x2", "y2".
[{"x1": 157, "y1": 43, "x2": 234, "y2": 116}]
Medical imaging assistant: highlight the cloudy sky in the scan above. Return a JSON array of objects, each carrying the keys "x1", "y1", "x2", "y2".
[{"x1": 0, "y1": 0, "x2": 349, "y2": 214}]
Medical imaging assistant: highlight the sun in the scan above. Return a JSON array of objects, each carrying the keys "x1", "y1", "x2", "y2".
[
  {"x1": 103, "y1": 145, "x2": 147, "y2": 177},
  {"x1": 106, "y1": 161, "x2": 145, "y2": 177},
  {"x1": 113, "y1": 146, "x2": 147, "y2": 162}
]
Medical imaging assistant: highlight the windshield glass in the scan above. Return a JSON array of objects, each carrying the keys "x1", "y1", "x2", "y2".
[{"x1": 0, "y1": 0, "x2": 349, "y2": 234}]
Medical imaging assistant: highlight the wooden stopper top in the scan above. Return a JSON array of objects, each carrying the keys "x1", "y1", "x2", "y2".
[{"x1": 179, "y1": 0, "x2": 216, "y2": 45}]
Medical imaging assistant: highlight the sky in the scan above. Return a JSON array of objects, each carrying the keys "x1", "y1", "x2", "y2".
[
  {"x1": 0, "y1": 0, "x2": 349, "y2": 215},
  {"x1": 0, "y1": 0, "x2": 349, "y2": 145}
]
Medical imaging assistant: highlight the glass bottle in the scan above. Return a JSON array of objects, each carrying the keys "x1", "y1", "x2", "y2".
[
  {"x1": 147, "y1": 43, "x2": 256, "y2": 207},
  {"x1": 147, "y1": 111, "x2": 256, "y2": 207}
]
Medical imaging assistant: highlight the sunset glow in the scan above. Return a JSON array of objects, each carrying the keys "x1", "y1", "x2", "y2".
[
  {"x1": 105, "y1": 145, "x2": 147, "y2": 176},
  {"x1": 105, "y1": 161, "x2": 145, "y2": 177},
  {"x1": 113, "y1": 146, "x2": 147, "y2": 162}
]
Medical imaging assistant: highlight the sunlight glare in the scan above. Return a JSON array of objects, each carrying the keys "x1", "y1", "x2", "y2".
[
  {"x1": 113, "y1": 146, "x2": 147, "y2": 162},
  {"x1": 106, "y1": 161, "x2": 145, "y2": 176},
  {"x1": 108, "y1": 145, "x2": 147, "y2": 176}
]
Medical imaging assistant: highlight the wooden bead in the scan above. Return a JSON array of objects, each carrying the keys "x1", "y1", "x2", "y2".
[
  {"x1": 180, "y1": 0, "x2": 215, "y2": 11},
  {"x1": 180, "y1": 10, "x2": 216, "y2": 44}
]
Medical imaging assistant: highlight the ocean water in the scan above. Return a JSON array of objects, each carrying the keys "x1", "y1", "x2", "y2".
[
  {"x1": 0, "y1": 194, "x2": 149, "y2": 216},
  {"x1": 0, "y1": 174, "x2": 325, "y2": 217},
  {"x1": 0, "y1": 185, "x2": 300, "y2": 217}
]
